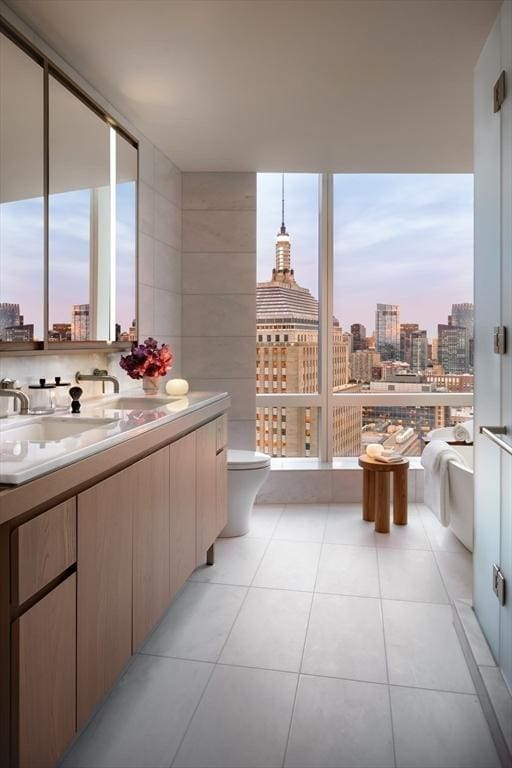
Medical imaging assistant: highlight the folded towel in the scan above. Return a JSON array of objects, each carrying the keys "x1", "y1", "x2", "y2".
[
  {"x1": 453, "y1": 420, "x2": 474, "y2": 443},
  {"x1": 427, "y1": 427, "x2": 456, "y2": 442},
  {"x1": 421, "y1": 441, "x2": 467, "y2": 526}
]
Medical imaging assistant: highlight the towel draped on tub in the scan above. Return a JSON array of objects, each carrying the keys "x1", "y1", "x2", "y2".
[{"x1": 421, "y1": 440, "x2": 468, "y2": 526}]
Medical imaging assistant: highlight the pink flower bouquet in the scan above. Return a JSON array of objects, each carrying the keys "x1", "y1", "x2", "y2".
[{"x1": 119, "y1": 337, "x2": 173, "y2": 380}]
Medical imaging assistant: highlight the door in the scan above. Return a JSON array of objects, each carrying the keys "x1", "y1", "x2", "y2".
[
  {"x1": 13, "y1": 574, "x2": 76, "y2": 768},
  {"x1": 77, "y1": 466, "x2": 133, "y2": 727},
  {"x1": 132, "y1": 447, "x2": 171, "y2": 650},
  {"x1": 196, "y1": 420, "x2": 218, "y2": 564},
  {"x1": 474, "y1": 0, "x2": 512, "y2": 689},
  {"x1": 170, "y1": 431, "x2": 197, "y2": 598}
]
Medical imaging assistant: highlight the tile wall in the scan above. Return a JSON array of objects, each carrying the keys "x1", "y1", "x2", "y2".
[{"x1": 181, "y1": 173, "x2": 257, "y2": 450}]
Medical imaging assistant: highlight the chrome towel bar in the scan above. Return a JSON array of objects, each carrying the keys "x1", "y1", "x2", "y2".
[{"x1": 480, "y1": 426, "x2": 512, "y2": 456}]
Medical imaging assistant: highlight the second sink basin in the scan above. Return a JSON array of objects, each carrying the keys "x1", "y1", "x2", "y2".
[
  {"x1": 1, "y1": 417, "x2": 119, "y2": 443},
  {"x1": 104, "y1": 396, "x2": 180, "y2": 411}
]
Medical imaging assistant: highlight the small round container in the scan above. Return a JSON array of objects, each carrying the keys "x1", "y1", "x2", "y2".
[
  {"x1": 28, "y1": 379, "x2": 56, "y2": 415},
  {"x1": 53, "y1": 377, "x2": 71, "y2": 411}
]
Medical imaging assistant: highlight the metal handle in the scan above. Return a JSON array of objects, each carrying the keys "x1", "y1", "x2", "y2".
[{"x1": 480, "y1": 426, "x2": 512, "y2": 456}]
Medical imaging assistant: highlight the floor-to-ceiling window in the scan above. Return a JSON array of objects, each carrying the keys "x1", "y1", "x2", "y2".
[{"x1": 256, "y1": 173, "x2": 474, "y2": 460}]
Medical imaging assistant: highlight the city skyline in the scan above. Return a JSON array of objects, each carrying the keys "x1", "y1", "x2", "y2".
[{"x1": 257, "y1": 173, "x2": 474, "y2": 337}]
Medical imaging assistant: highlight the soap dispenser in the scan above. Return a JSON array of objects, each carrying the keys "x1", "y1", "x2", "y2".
[{"x1": 28, "y1": 379, "x2": 56, "y2": 415}]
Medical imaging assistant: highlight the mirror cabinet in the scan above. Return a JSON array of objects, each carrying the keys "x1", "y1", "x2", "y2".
[{"x1": 0, "y1": 22, "x2": 138, "y2": 351}]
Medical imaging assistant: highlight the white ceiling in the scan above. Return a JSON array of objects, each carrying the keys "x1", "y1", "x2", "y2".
[{"x1": 5, "y1": 0, "x2": 500, "y2": 172}]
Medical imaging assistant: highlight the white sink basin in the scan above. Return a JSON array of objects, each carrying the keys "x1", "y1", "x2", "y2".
[
  {"x1": 0, "y1": 417, "x2": 119, "y2": 443},
  {"x1": 104, "y1": 396, "x2": 181, "y2": 411}
]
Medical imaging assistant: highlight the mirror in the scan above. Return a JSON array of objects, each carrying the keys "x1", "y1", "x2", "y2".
[
  {"x1": 49, "y1": 75, "x2": 110, "y2": 342},
  {"x1": 0, "y1": 34, "x2": 44, "y2": 342},
  {"x1": 0, "y1": 27, "x2": 138, "y2": 348}
]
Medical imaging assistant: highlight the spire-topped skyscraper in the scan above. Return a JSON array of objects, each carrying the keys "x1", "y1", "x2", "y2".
[{"x1": 274, "y1": 174, "x2": 292, "y2": 275}]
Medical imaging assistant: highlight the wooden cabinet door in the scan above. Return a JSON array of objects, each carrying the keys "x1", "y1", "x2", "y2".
[
  {"x1": 196, "y1": 420, "x2": 218, "y2": 564},
  {"x1": 13, "y1": 574, "x2": 76, "y2": 768},
  {"x1": 170, "y1": 432, "x2": 197, "y2": 598},
  {"x1": 132, "y1": 447, "x2": 171, "y2": 650},
  {"x1": 77, "y1": 467, "x2": 133, "y2": 727},
  {"x1": 216, "y1": 448, "x2": 228, "y2": 535}
]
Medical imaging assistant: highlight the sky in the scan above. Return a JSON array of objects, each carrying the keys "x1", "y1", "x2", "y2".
[{"x1": 257, "y1": 173, "x2": 474, "y2": 339}]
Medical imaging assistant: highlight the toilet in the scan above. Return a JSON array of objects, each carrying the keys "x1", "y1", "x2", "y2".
[{"x1": 219, "y1": 449, "x2": 271, "y2": 537}]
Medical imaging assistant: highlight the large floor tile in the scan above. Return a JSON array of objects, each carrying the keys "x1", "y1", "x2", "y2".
[
  {"x1": 302, "y1": 594, "x2": 387, "y2": 683},
  {"x1": 219, "y1": 587, "x2": 312, "y2": 672},
  {"x1": 374, "y1": 508, "x2": 431, "y2": 551},
  {"x1": 141, "y1": 582, "x2": 247, "y2": 662},
  {"x1": 378, "y1": 548, "x2": 449, "y2": 603},
  {"x1": 383, "y1": 600, "x2": 474, "y2": 693},
  {"x1": 189, "y1": 536, "x2": 268, "y2": 586},
  {"x1": 324, "y1": 505, "x2": 376, "y2": 547},
  {"x1": 173, "y1": 665, "x2": 297, "y2": 768},
  {"x1": 252, "y1": 540, "x2": 321, "y2": 591},
  {"x1": 390, "y1": 686, "x2": 500, "y2": 768},
  {"x1": 285, "y1": 675, "x2": 394, "y2": 768},
  {"x1": 418, "y1": 504, "x2": 469, "y2": 553},
  {"x1": 316, "y1": 543, "x2": 380, "y2": 598},
  {"x1": 272, "y1": 504, "x2": 328, "y2": 543},
  {"x1": 434, "y1": 549, "x2": 473, "y2": 600},
  {"x1": 247, "y1": 505, "x2": 284, "y2": 538},
  {"x1": 62, "y1": 656, "x2": 213, "y2": 768}
]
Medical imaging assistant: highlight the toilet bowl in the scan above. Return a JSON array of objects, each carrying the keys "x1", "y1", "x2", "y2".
[{"x1": 219, "y1": 450, "x2": 271, "y2": 537}]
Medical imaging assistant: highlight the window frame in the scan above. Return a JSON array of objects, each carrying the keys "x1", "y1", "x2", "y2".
[{"x1": 255, "y1": 173, "x2": 473, "y2": 461}]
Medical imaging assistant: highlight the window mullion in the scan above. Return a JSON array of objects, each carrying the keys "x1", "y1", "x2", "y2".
[{"x1": 319, "y1": 173, "x2": 334, "y2": 462}]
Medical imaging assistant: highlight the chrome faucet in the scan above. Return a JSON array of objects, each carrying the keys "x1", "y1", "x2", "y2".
[
  {"x1": 0, "y1": 378, "x2": 30, "y2": 415},
  {"x1": 75, "y1": 369, "x2": 120, "y2": 394}
]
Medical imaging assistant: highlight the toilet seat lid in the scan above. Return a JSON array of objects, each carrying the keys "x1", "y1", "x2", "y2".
[{"x1": 227, "y1": 449, "x2": 271, "y2": 470}]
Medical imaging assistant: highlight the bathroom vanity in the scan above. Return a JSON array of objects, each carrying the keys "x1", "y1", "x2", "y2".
[{"x1": 0, "y1": 392, "x2": 230, "y2": 768}]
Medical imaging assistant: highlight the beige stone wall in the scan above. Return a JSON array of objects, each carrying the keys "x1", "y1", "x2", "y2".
[{"x1": 182, "y1": 173, "x2": 257, "y2": 449}]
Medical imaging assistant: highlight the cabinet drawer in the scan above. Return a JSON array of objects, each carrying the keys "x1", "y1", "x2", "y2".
[
  {"x1": 216, "y1": 414, "x2": 228, "y2": 453},
  {"x1": 11, "y1": 499, "x2": 76, "y2": 605}
]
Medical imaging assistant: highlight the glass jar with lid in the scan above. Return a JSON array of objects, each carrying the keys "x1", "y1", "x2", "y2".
[
  {"x1": 53, "y1": 377, "x2": 71, "y2": 411},
  {"x1": 28, "y1": 379, "x2": 56, "y2": 414}
]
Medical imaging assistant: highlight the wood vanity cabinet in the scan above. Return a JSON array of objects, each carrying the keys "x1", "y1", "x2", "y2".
[{"x1": 3, "y1": 408, "x2": 229, "y2": 768}]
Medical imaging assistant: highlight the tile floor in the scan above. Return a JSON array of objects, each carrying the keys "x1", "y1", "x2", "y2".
[{"x1": 62, "y1": 503, "x2": 501, "y2": 768}]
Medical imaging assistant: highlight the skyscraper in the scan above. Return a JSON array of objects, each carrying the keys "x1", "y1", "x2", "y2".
[
  {"x1": 350, "y1": 323, "x2": 366, "y2": 352},
  {"x1": 256, "y1": 182, "x2": 361, "y2": 456},
  {"x1": 71, "y1": 304, "x2": 90, "y2": 341},
  {"x1": 399, "y1": 323, "x2": 419, "y2": 365},
  {"x1": 0, "y1": 302, "x2": 20, "y2": 340},
  {"x1": 451, "y1": 303, "x2": 474, "y2": 368},
  {"x1": 375, "y1": 303, "x2": 400, "y2": 361},
  {"x1": 451, "y1": 303, "x2": 474, "y2": 338},
  {"x1": 410, "y1": 330, "x2": 428, "y2": 372},
  {"x1": 438, "y1": 323, "x2": 469, "y2": 373}
]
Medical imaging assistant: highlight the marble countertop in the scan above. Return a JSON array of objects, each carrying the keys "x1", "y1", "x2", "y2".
[{"x1": 0, "y1": 391, "x2": 228, "y2": 486}]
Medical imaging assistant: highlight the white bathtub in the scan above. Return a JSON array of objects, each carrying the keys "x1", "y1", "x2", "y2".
[
  {"x1": 423, "y1": 444, "x2": 474, "y2": 552},
  {"x1": 446, "y1": 459, "x2": 473, "y2": 552}
]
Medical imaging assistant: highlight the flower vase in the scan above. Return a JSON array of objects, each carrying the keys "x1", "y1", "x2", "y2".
[{"x1": 142, "y1": 375, "x2": 160, "y2": 395}]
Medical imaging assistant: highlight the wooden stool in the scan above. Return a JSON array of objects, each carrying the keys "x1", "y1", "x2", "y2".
[{"x1": 358, "y1": 455, "x2": 409, "y2": 533}]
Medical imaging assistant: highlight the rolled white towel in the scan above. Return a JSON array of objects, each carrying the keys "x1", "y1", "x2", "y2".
[
  {"x1": 453, "y1": 420, "x2": 474, "y2": 443},
  {"x1": 427, "y1": 427, "x2": 456, "y2": 442}
]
